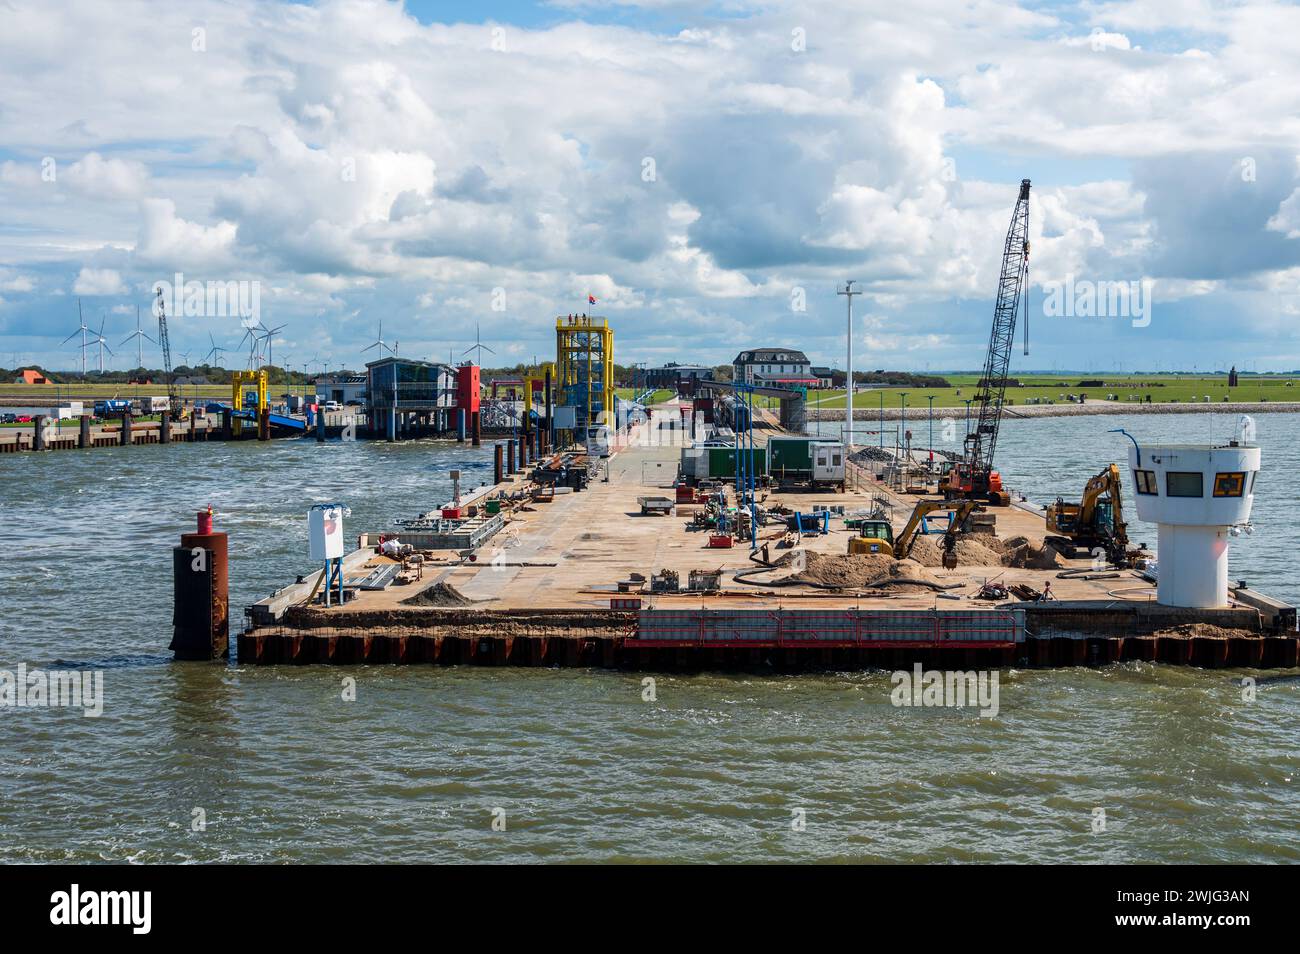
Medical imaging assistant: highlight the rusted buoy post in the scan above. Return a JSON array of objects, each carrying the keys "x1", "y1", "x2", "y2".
[
  {"x1": 79, "y1": 414, "x2": 90, "y2": 448},
  {"x1": 494, "y1": 443, "x2": 503, "y2": 485},
  {"x1": 172, "y1": 507, "x2": 229, "y2": 660},
  {"x1": 119, "y1": 412, "x2": 132, "y2": 446}
]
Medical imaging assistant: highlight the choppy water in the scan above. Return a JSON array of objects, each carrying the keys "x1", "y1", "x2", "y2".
[{"x1": 0, "y1": 418, "x2": 1297, "y2": 863}]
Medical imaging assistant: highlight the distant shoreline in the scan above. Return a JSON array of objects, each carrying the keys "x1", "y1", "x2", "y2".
[{"x1": 809, "y1": 401, "x2": 1300, "y2": 423}]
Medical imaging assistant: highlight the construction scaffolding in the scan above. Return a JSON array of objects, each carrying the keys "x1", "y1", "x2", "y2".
[{"x1": 555, "y1": 315, "x2": 614, "y2": 443}]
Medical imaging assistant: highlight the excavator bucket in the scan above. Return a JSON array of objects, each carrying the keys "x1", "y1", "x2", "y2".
[{"x1": 942, "y1": 550, "x2": 958, "y2": 570}]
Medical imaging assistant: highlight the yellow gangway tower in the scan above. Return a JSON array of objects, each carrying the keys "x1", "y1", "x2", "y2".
[
  {"x1": 522, "y1": 361, "x2": 556, "y2": 418},
  {"x1": 230, "y1": 369, "x2": 268, "y2": 438},
  {"x1": 555, "y1": 315, "x2": 614, "y2": 443}
]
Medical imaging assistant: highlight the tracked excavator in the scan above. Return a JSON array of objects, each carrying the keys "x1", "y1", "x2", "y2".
[
  {"x1": 850, "y1": 499, "x2": 981, "y2": 569},
  {"x1": 1045, "y1": 463, "x2": 1132, "y2": 567}
]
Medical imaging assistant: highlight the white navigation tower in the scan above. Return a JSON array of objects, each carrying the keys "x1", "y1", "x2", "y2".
[{"x1": 1125, "y1": 416, "x2": 1260, "y2": 608}]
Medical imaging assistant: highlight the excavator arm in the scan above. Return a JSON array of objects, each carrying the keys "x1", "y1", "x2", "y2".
[{"x1": 895, "y1": 499, "x2": 980, "y2": 561}]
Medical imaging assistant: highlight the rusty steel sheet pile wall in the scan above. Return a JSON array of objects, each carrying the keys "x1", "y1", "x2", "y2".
[{"x1": 629, "y1": 608, "x2": 1024, "y2": 648}]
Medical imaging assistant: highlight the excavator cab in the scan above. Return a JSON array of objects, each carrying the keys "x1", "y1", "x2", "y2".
[
  {"x1": 1093, "y1": 499, "x2": 1115, "y2": 535},
  {"x1": 848, "y1": 519, "x2": 895, "y2": 556},
  {"x1": 941, "y1": 463, "x2": 1005, "y2": 503}
]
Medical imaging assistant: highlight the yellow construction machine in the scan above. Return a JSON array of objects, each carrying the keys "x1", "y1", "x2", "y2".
[
  {"x1": 1045, "y1": 463, "x2": 1131, "y2": 566},
  {"x1": 849, "y1": 499, "x2": 980, "y2": 568},
  {"x1": 847, "y1": 520, "x2": 895, "y2": 556}
]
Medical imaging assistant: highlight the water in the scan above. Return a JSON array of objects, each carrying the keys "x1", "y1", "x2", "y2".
[{"x1": 1, "y1": 421, "x2": 1297, "y2": 863}]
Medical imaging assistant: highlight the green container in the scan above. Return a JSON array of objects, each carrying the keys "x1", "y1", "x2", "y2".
[
  {"x1": 706, "y1": 446, "x2": 766, "y2": 479},
  {"x1": 485, "y1": 499, "x2": 501, "y2": 515},
  {"x1": 768, "y1": 437, "x2": 813, "y2": 479}
]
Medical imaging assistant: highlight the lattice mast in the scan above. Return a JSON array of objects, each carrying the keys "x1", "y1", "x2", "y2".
[{"x1": 965, "y1": 178, "x2": 1031, "y2": 490}]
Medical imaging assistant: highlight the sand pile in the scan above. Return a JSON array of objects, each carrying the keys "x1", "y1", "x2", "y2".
[
  {"x1": 1002, "y1": 541, "x2": 1067, "y2": 569},
  {"x1": 909, "y1": 535, "x2": 1005, "y2": 568},
  {"x1": 400, "y1": 581, "x2": 478, "y2": 607},
  {"x1": 795, "y1": 551, "x2": 943, "y2": 589},
  {"x1": 1152, "y1": 623, "x2": 1258, "y2": 639},
  {"x1": 909, "y1": 532, "x2": 1066, "y2": 570}
]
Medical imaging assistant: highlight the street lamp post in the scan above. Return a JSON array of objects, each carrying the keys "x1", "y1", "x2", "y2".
[
  {"x1": 879, "y1": 391, "x2": 884, "y2": 451},
  {"x1": 837, "y1": 280, "x2": 861, "y2": 448},
  {"x1": 899, "y1": 392, "x2": 908, "y2": 465},
  {"x1": 926, "y1": 394, "x2": 935, "y2": 466}
]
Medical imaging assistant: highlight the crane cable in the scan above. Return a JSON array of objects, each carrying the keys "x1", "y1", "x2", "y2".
[{"x1": 1022, "y1": 239, "x2": 1031, "y2": 356}]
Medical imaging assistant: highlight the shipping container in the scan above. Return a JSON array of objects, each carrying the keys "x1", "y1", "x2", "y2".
[
  {"x1": 680, "y1": 444, "x2": 766, "y2": 481},
  {"x1": 768, "y1": 437, "x2": 844, "y2": 486},
  {"x1": 707, "y1": 446, "x2": 765, "y2": 479},
  {"x1": 139, "y1": 396, "x2": 171, "y2": 413}
]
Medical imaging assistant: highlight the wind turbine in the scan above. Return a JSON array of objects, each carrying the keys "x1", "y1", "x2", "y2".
[
  {"x1": 257, "y1": 321, "x2": 285, "y2": 368},
  {"x1": 462, "y1": 322, "x2": 494, "y2": 365},
  {"x1": 237, "y1": 315, "x2": 261, "y2": 368},
  {"x1": 118, "y1": 305, "x2": 156, "y2": 370},
  {"x1": 92, "y1": 316, "x2": 114, "y2": 374},
  {"x1": 362, "y1": 320, "x2": 395, "y2": 358},
  {"x1": 180, "y1": 349, "x2": 193, "y2": 370},
  {"x1": 203, "y1": 332, "x2": 228, "y2": 367},
  {"x1": 62, "y1": 299, "x2": 91, "y2": 378}
]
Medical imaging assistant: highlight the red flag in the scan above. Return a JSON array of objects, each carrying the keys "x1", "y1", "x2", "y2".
[{"x1": 588, "y1": 294, "x2": 597, "y2": 304}]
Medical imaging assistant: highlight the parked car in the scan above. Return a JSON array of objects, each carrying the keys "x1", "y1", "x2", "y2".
[
  {"x1": 1, "y1": 413, "x2": 16, "y2": 424},
  {"x1": 15, "y1": 415, "x2": 32, "y2": 423}
]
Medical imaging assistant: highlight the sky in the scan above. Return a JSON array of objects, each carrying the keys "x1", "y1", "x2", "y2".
[{"x1": 2, "y1": 0, "x2": 1300, "y2": 375}]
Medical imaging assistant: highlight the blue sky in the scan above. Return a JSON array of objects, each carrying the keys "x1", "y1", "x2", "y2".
[{"x1": 2, "y1": 0, "x2": 1300, "y2": 375}]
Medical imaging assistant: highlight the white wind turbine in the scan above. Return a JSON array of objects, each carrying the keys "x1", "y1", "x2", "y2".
[
  {"x1": 257, "y1": 321, "x2": 285, "y2": 368},
  {"x1": 118, "y1": 305, "x2": 156, "y2": 370},
  {"x1": 61, "y1": 299, "x2": 92, "y2": 378},
  {"x1": 203, "y1": 332, "x2": 228, "y2": 367},
  {"x1": 237, "y1": 315, "x2": 262, "y2": 368},
  {"x1": 462, "y1": 322, "x2": 494, "y2": 365},
  {"x1": 92, "y1": 316, "x2": 114, "y2": 374},
  {"x1": 362, "y1": 320, "x2": 396, "y2": 358}
]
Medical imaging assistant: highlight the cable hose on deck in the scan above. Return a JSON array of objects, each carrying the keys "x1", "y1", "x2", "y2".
[
  {"x1": 1056, "y1": 568, "x2": 1124, "y2": 580},
  {"x1": 732, "y1": 565, "x2": 962, "y2": 592}
]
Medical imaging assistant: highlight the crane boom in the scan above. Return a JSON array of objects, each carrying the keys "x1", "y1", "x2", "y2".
[
  {"x1": 155, "y1": 288, "x2": 181, "y2": 419},
  {"x1": 964, "y1": 178, "x2": 1031, "y2": 495}
]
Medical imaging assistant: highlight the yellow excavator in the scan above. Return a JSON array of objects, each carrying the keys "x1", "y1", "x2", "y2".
[
  {"x1": 1045, "y1": 463, "x2": 1131, "y2": 566},
  {"x1": 850, "y1": 499, "x2": 980, "y2": 568}
]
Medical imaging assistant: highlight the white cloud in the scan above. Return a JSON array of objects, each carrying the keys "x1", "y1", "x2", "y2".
[
  {"x1": 72, "y1": 267, "x2": 126, "y2": 295},
  {"x1": 1061, "y1": 31, "x2": 1134, "y2": 52},
  {"x1": 0, "y1": 275, "x2": 36, "y2": 293},
  {"x1": 1, "y1": 0, "x2": 1299, "y2": 370},
  {"x1": 65, "y1": 152, "x2": 149, "y2": 199},
  {"x1": 135, "y1": 198, "x2": 238, "y2": 269},
  {"x1": 1267, "y1": 188, "x2": 1300, "y2": 239}
]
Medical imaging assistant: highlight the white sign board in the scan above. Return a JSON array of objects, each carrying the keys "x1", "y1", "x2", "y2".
[{"x1": 308, "y1": 506, "x2": 345, "y2": 560}]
